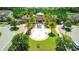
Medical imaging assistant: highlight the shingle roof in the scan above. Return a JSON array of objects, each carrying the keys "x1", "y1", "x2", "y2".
[
  {"x1": 67, "y1": 14, "x2": 79, "y2": 22},
  {"x1": 0, "y1": 10, "x2": 12, "y2": 17}
]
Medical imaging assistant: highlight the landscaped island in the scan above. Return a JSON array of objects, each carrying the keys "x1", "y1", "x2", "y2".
[{"x1": 0, "y1": 7, "x2": 79, "y2": 51}]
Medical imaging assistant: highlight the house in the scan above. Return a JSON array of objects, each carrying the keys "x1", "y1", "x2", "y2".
[
  {"x1": 0, "y1": 10, "x2": 13, "y2": 17},
  {"x1": 67, "y1": 14, "x2": 79, "y2": 23},
  {"x1": 36, "y1": 12, "x2": 44, "y2": 23},
  {"x1": 0, "y1": 10, "x2": 13, "y2": 22}
]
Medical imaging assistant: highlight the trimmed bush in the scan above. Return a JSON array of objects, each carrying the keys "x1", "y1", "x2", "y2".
[
  {"x1": 48, "y1": 32, "x2": 55, "y2": 37},
  {"x1": 0, "y1": 32, "x2": 2, "y2": 36},
  {"x1": 10, "y1": 26, "x2": 19, "y2": 31}
]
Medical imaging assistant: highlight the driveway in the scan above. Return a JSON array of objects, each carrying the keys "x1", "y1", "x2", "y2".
[
  {"x1": 0, "y1": 24, "x2": 27, "y2": 51},
  {"x1": 57, "y1": 25, "x2": 79, "y2": 46}
]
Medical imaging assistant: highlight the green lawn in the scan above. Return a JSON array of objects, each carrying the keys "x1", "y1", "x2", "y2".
[
  {"x1": 28, "y1": 28, "x2": 58, "y2": 51},
  {"x1": 75, "y1": 23, "x2": 79, "y2": 28},
  {"x1": 0, "y1": 22, "x2": 8, "y2": 27},
  {"x1": 66, "y1": 12, "x2": 76, "y2": 15}
]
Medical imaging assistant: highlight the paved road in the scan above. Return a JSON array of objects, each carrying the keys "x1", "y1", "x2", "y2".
[
  {"x1": 0, "y1": 25, "x2": 15, "y2": 51},
  {"x1": 0, "y1": 24, "x2": 27, "y2": 51},
  {"x1": 57, "y1": 25, "x2": 79, "y2": 46},
  {"x1": 71, "y1": 28, "x2": 79, "y2": 46}
]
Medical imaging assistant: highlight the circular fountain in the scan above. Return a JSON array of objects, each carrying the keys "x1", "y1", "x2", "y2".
[{"x1": 30, "y1": 23, "x2": 51, "y2": 41}]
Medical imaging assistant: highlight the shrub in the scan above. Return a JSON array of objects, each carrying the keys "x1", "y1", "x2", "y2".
[
  {"x1": 0, "y1": 32, "x2": 2, "y2": 36},
  {"x1": 48, "y1": 32, "x2": 55, "y2": 37},
  {"x1": 37, "y1": 44, "x2": 40, "y2": 48},
  {"x1": 10, "y1": 26, "x2": 19, "y2": 31},
  {"x1": 65, "y1": 27, "x2": 72, "y2": 32}
]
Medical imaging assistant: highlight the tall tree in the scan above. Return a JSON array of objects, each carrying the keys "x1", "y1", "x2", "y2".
[
  {"x1": 7, "y1": 17, "x2": 13, "y2": 24},
  {"x1": 10, "y1": 20, "x2": 17, "y2": 27},
  {"x1": 10, "y1": 19, "x2": 19, "y2": 31},
  {"x1": 56, "y1": 37, "x2": 66, "y2": 51},
  {"x1": 9, "y1": 33, "x2": 29, "y2": 51},
  {"x1": 64, "y1": 20, "x2": 72, "y2": 32}
]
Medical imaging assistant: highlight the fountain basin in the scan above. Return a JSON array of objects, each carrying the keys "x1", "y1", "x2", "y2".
[{"x1": 30, "y1": 24, "x2": 51, "y2": 41}]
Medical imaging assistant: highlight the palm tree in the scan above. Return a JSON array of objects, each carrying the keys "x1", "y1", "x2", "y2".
[
  {"x1": 30, "y1": 15, "x2": 36, "y2": 23},
  {"x1": 9, "y1": 33, "x2": 29, "y2": 51},
  {"x1": 71, "y1": 15, "x2": 77, "y2": 25},
  {"x1": 49, "y1": 22, "x2": 56, "y2": 31},
  {"x1": 64, "y1": 20, "x2": 72, "y2": 32},
  {"x1": 56, "y1": 37, "x2": 66, "y2": 51},
  {"x1": 7, "y1": 17, "x2": 13, "y2": 24},
  {"x1": 63, "y1": 20, "x2": 72, "y2": 36},
  {"x1": 10, "y1": 19, "x2": 19, "y2": 31}
]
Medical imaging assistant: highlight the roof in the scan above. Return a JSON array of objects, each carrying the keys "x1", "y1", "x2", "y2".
[
  {"x1": 67, "y1": 14, "x2": 79, "y2": 22},
  {"x1": 0, "y1": 10, "x2": 13, "y2": 17},
  {"x1": 36, "y1": 12, "x2": 44, "y2": 16}
]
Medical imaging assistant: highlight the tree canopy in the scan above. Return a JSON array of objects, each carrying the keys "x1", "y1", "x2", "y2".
[{"x1": 9, "y1": 33, "x2": 29, "y2": 51}]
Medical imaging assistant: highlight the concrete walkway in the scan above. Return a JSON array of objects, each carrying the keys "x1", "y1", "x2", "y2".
[
  {"x1": 55, "y1": 25, "x2": 62, "y2": 38},
  {"x1": 0, "y1": 25, "x2": 14, "y2": 51}
]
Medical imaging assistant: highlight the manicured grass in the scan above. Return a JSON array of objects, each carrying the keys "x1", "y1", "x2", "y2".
[
  {"x1": 75, "y1": 23, "x2": 79, "y2": 28},
  {"x1": 66, "y1": 12, "x2": 76, "y2": 15},
  {"x1": 0, "y1": 22, "x2": 8, "y2": 27},
  {"x1": 25, "y1": 23, "x2": 33, "y2": 29},
  {"x1": 28, "y1": 28, "x2": 58, "y2": 51}
]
